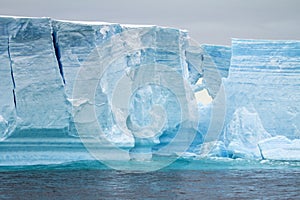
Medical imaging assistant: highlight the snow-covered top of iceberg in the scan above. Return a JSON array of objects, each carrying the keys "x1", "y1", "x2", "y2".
[
  {"x1": 1, "y1": 15, "x2": 187, "y2": 32},
  {"x1": 0, "y1": 15, "x2": 50, "y2": 19},
  {"x1": 232, "y1": 37, "x2": 300, "y2": 44},
  {"x1": 54, "y1": 19, "x2": 119, "y2": 25}
]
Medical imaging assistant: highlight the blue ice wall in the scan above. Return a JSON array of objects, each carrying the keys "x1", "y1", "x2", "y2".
[{"x1": 224, "y1": 39, "x2": 300, "y2": 138}]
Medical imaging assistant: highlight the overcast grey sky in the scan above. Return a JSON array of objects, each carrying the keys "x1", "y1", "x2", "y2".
[{"x1": 1, "y1": 0, "x2": 300, "y2": 45}]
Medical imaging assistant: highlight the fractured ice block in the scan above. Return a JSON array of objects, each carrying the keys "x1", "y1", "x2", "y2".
[
  {"x1": 0, "y1": 17, "x2": 16, "y2": 137},
  {"x1": 51, "y1": 20, "x2": 122, "y2": 97},
  {"x1": 5, "y1": 16, "x2": 69, "y2": 130},
  {"x1": 258, "y1": 136, "x2": 300, "y2": 160},
  {"x1": 223, "y1": 107, "x2": 271, "y2": 159},
  {"x1": 54, "y1": 20, "x2": 197, "y2": 157}
]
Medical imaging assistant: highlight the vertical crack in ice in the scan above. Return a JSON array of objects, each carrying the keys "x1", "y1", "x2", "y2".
[
  {"x1": 257, "y1": 143, "x2": 265, "y2": 160},
  {"x1": 7, "y1": 37, "x2": 17, "y2": 109},
  {"x1": 51, "y1": 30, "x2": 65, "y2": 84}
]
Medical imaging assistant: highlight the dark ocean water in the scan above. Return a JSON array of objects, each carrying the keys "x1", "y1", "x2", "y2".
[{"x1": 0, "y1": 159, "x2": 300, "y2": 200}]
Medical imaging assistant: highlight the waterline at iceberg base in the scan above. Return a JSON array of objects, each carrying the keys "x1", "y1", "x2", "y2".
[{"x1": 0, "y1": 15, "x2": 300, "y2": 169}]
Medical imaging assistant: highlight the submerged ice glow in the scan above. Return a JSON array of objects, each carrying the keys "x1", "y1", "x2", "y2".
[{"x1": 0, "y1": 16, "x2": 300, "y2": 168}]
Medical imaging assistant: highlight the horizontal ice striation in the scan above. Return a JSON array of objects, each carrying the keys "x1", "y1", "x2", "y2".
[
  {"x1": 201, "y1": 45, "x2": 231, "y2": 98},
  {"x1": 224, "y1": 39, "x2": 300, "y2": 139},
  {"x1": 0, "y1": 137, "x2": 94, "y2": 166},
  {"x1": 202, "y1": 45, "x2": 231, "y2": 78},
  {"x1": 211, "y1": 39, "x2": 300, "y2": 159}
]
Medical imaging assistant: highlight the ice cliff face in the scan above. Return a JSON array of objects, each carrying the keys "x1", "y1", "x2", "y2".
[
  {"x1": 1, "y1": 17, "x2": 69, "y2": 134},
  {"x1": 0, "y1": 16, "x2": 203, "y2": 165},
  {"x1": 207, "y1": 39, "x2": 300, "y2": 159},
  {"x1": 0, "y1": 19, "x2": 14, "y2": 138},
  {"x1": 0, "y1": 16, "x2": 300, "y2": 166},
  {"x1": 201, "y1": 45, "x2": 231, "y2": 97},
  {"x1": 196, "y1": 39, "x2": 300, "y2": 160},
  {"x1": 224, "y1": 39, "x2": 300, "y2": 138}
]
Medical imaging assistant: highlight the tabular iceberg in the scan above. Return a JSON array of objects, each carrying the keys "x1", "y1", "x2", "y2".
[{"x1": 0, "y1": 15, "x2": 300, "y2": 167}]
